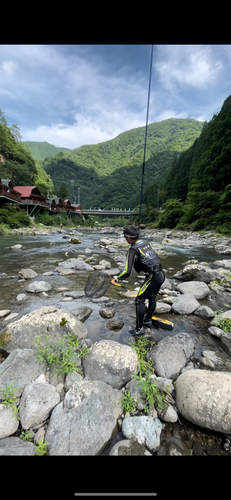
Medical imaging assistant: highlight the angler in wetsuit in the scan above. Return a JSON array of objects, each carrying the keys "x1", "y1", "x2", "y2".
[{"x1": 111, "y1": 225, "x2": 165, "y2": 336}]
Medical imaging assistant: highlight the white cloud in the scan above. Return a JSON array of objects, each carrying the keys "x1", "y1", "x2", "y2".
[
  {"x1": 2, "y1": 60, "x2": 18, "y2": 76},
  {"x1": 155, "y1": 45, "x2": 223, "y2": 90}
]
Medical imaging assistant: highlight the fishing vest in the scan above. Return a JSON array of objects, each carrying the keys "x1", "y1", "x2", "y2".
[{"x1": 132, "y1": 239, "x2": 160, "y2": 272}]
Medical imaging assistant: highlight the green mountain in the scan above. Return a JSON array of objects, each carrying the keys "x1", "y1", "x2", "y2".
[
  {"x1": 157, "y1": 95, "x2": 231, "y2": 233},
  {"x1": 41, "y1": 118, "x2": 204, "y2": 209},
  {"x1": 22, "y1": 141, "x2": 70, "y2": 161}
]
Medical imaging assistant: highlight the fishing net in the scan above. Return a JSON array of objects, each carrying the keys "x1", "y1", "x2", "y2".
[{"x1": 84, "y1": 271, "x2": 111, "y2": 298}]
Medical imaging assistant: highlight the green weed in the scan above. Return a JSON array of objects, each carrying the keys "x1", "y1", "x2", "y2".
[
  {"x1": 135, "y1": 373, "x2": 166, "y2": 411},
  {"x1": 35, "y1": 436, "x2": 49, "y2": 456},
  {"x1": 120, "y1": 390, "x2": 137, "y2": 414},
  {"x1": 35, "y1": 333, "x2": 89, "y2": 375}
]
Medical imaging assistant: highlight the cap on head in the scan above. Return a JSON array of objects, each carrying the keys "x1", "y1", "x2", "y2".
[{"x1": 123, "y1": 225, "x2": 140, "y2": 240}]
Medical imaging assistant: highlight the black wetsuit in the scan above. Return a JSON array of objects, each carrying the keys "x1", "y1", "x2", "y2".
[{"x1": 117, "y1": 238, "x2": 165, "y2": 330}]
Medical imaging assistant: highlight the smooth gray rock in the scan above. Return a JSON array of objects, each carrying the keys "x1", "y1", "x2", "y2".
[
  {"x1": 45, "y1": 379, "x2": 122, "y2": 455},
  {"x1": 0, "y1": 437, "x2": 36, "y2": 455},
  {"x1": 82, "y1": 339, "x2": 139, "y2": 389},
  {"x1": 19, "y1": 381, "x2": 60, "y2": 429},
  {"x1": 122, "y1": 416, "x2": 162, "y2": 453},
  {"x1": 0, "y1": 349, "x2": 46, "y2": 399},
  {"x1": 147, "y1": 333, "x2": 195, "y2": 380},
  {"x1": 175, "y1": 369, "x2": 231, "y2": 433},
  {"x1": 18, "y1": 268, "x2": 38, "y2": 279},
  {"x1": 171, "y1": 293, "x2": 200, "y2": 314},
  {"x1": 176, "y1": 281, "x2": 210, "y2": 299},
  {"x1": 0, "y1": 404, "x2": 19, "y2": 439},
  {"x1": 25, "y1": 281, "x2": 52, "y2": 293}
]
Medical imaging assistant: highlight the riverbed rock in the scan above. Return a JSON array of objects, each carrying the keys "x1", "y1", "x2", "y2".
[
  {"x1": 0, "y1": 349, "x2": 46, "y2": 399},
  {"x1": 106, "y1": 320, "x2": 124, "y2": 331},
  {"x1": 0, "y1": 403, "x2": 19, "y2": 439},
  {"x1": 70, "y1": 306, "x2": 93, "y2": 322},
  {"x1": 0, "y1": 436, "x2": 36, "y2": 455},
  {"x1": 0, "y1": 310, "x2": 10, "y2": 319},
  {"x1": 213, "y1": 259, "x2": 231, "y2": 269},
  {"x1": 147, "y1": 333, "x2": 195, "y2": 380},
  {"x1": 99, "y1": 309, "x2": 115, "y2": 319},
  {"x1": 121, "y1": 416, "x2": 162, "y2": 453},
  {"x1": 194, "y1": 305, "x2": 215, "y2": 318},
  {"x1": 155, "y1": 302, "x2": 172, "y2": 314},
  {"x1": 109, "y1": 439, "x2": 152, "y2": 455},
  {"x1": 45, "y1": 379, "x2": 122, "y2": 455},
  {"x1": 173, "y1": 264, "x2": 230, "y2": 284},
  {"x1": 18, "y1": 268, "x2": 38, "y2": 279},
  {"x1": 175, "y1": 369, "x2": 231, "y2": 433},
  {"x1": 82, "y1": 339, "x2": 139, "y2": 389},
  {"x1": 25, "y1": 281, "x2": 52, "y2": 293},
  {"x1": 171, "y1": 293, "x2": 200, "y2": 314},
  {"x1": 57, "y1": 258, "x2": 94, "y2": 271},
  {"x1": 0, "y1": 306, "x2": 88, "y2": 354},
  {"x1": 176, "y1": 281, "x2": 210, "y2": 299},
  {"x1": 19, "y1": 380, "x2": 60, "y2": 429}
]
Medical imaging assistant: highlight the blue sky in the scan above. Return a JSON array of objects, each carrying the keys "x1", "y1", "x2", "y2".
[{"x1": 0, "y1": 44, "x2": 231, "y2": 149}]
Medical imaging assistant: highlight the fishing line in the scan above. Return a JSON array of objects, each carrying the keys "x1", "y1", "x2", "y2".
[{"x1": 138, "y1": 44, "x2": 154, "y2": 226}]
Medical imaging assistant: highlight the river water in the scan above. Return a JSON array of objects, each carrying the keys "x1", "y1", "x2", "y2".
[{"x1": 0, "y1": 227, "x2": 231, "y2": 455}]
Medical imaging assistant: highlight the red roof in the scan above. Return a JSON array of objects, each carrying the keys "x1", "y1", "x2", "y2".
[{"x1": 14, "y1": 186, "x2": 40, "y2": 197}]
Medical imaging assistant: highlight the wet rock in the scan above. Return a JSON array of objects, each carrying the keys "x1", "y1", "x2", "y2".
[
  {"x1": 208, "y1": 326, "x2": 224, "y2": 338},
  {"x1": 62, "y1": 291, "x2": 85, "y2": 299},
  {"x1": 122, "y1": 416, "x2": 162, "y2": 453},
  {"x1": 0, "y1": 436, "x2": 36, "y2": 455},
  {"x1": 25, "y1": 281, "x2": 52, "y2": 293},
  {"x1": 45, "y1": 379, "x2": 122, "y2": 455},
  {"x1": 11, "y1": 244, "x2": 22, "y2": 250},
  {"x1": 0, "y1": 349, "x2": 46, "y2": 399},
  {"x1": 147, "y1": 333, "x2": 195, "y2": 380},
  {"x1": 58, "y1": 269, "x2": 76, "y2": 275},
  {"x1": 106, "y1": 320, "x2": 124, "y2": 331},
  {"x1": 16, "y1": 293, "x2": 28, "y2": 302},
  {"x1": 70, "y1": 306, "x2": 93, "y2": 322},
  {"x1": 69, "y1": 238, "x2": 81, "y2": 244},
  {"x1": 99, "y1": 309, "x2": 115, "y2": 319},
  {"x1": 171, "y1": 293, "x2": 200, "y2": 314},
  {"x1": 19, "y1": 380, "x2": 60, "y2": 430},
  {"x1": 157, "y1": 403, "x2": 178, "y2": 423},
  {"x1": 175, "y1": 369, "x2": 231, "y2": 433},
  {"x1": 0, "y1": 306, "x2": 88, "y2": 354},
  {"x1": 82, "y1": 339, "x2": 139, "y2": 389},
  {"x1": 176, "y1": 281, "x2": 210, "y2": 299},
  {"x1": 18, "y1": 268, "x2": 38, "y2": 279},
  {"x1": 2, "y1": 312, "x2": 19, "y2": 325},
  {"x1": 194, "y1": 305, "x2": 215, "y2": 318}
]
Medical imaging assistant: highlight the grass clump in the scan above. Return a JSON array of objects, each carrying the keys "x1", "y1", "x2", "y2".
[{"x1": 35, "y1": 333, "x2": 89, "y2": 375}]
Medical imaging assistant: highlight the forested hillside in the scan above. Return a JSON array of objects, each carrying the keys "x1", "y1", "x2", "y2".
[
  {"x1": 22, "y1": 141, "x2": 69, "y2": 161},
  {"x1": 41, "y1": 118, "x2": 204, "y2": 209},
  {"x1": 0, "y1": 109, "x2": 55, "y2": 197},
  {"x1": 154, "y1": 95, "x2": 231, "y2": 233}
]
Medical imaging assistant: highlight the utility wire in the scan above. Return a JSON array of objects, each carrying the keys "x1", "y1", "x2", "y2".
[{"x1": 138, "y1": 44, "x2": 154, "y2": 226}]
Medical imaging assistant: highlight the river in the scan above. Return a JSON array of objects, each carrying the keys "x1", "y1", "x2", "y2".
[{"x1": 0, "y1": 226, "x2": 231, "y2": 455}]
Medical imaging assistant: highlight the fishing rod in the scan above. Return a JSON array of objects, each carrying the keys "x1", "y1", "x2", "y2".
[{"x1": 138, "y1": 44, "x2": 154, "y2": 227}]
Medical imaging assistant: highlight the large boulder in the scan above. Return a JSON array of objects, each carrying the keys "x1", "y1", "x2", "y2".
[
  {"x1": 45, "y1": 379, "x2": 122, "y2": 455},
  {"x1": 173, "y1": 264, "x2": 231, "y2": 284},
  {"x1": 175, "y1": 369, "x2": 231, "y2": 433},
  {"x1": 82, "y1": 339, "x2": 139, "y2": 389},
  {"x1": 171, "y1": 293, "x2": 200, "y2": 314},
  {"x1": 19, "y1": 380, "x2": 60, "y2": 430},
  {"x1": 175, "y1": 281, "x2": 210, "y2": 300},
  {"x1": 0, "y1": 306, "x2": 88, "y2": 354},
  {"x1": 147, "y1": 333, "x2": 195, "y2": 380},
  {"x1": 56, "y1": 258, "x2": 94, "y2": 271},
  {"x1": 0, "y1": 349, "x2": 46, "y2": 399}
]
